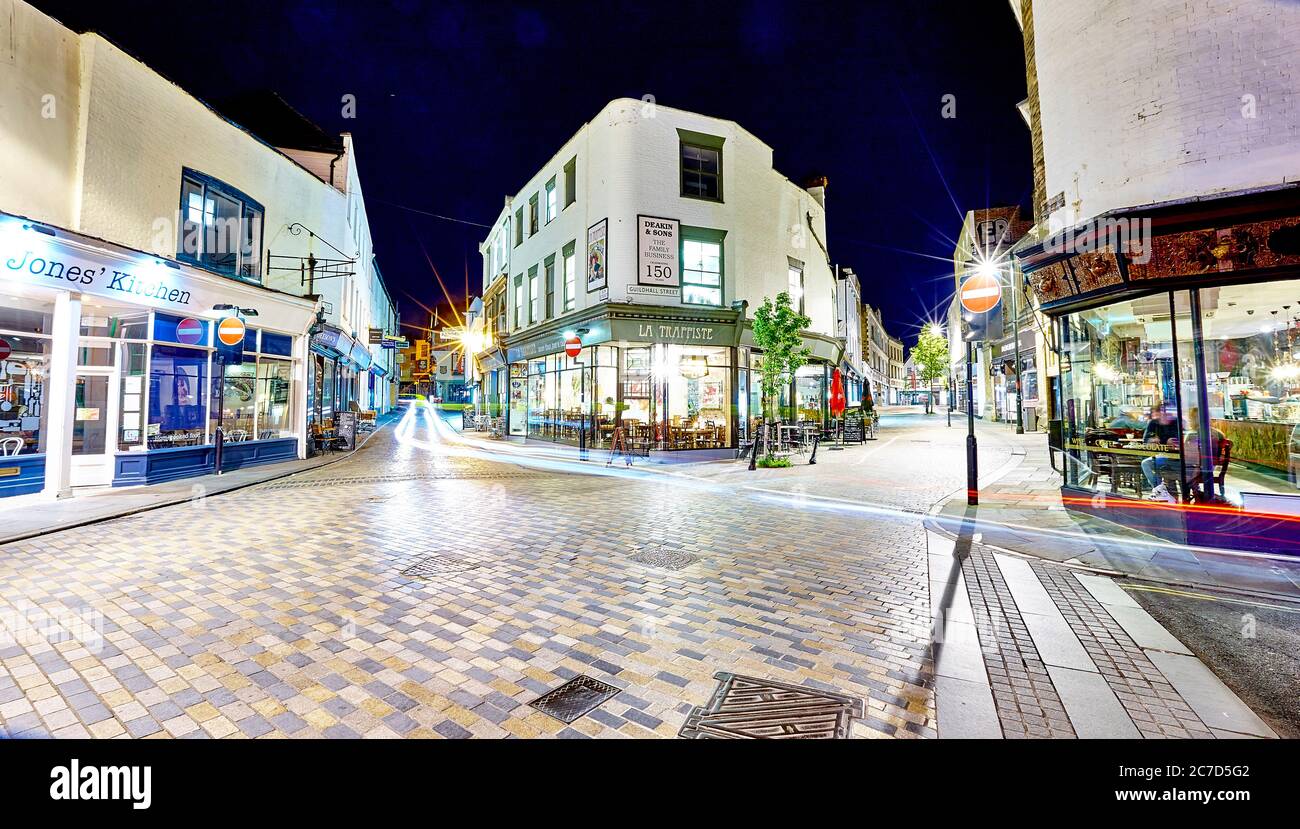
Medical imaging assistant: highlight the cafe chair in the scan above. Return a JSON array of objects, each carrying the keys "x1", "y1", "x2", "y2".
[
  {"x1": 1186, "y1": 439, "x2": 1233, "y2": 502},
  {"x1": 0, "y1": 436, "x2": 23, "y2": 456}
]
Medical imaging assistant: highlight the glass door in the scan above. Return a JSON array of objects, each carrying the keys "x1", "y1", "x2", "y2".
[{"x1": 70, "y1": 368, "x2": 119, "y2": 486}]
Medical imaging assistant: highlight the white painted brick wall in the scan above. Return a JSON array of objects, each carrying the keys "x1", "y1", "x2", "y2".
[
  {"x1": 489, "y1": 98, "x2": 837, "y2": 338},
  {"x1": 1031, "y1": 0, "x2": 1300, "y2": 227}
]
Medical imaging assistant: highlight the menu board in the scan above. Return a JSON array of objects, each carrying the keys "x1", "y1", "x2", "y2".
[
  {"x1": 335, "y1": 411, "x2": 357, "y2": 450},
  {"x1": 843, "y1": 409, "x2": 866, "y2": 443}
]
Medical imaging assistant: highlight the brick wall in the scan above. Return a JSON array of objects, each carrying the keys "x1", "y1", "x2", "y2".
[{"x1": 1029, "y1": 0, "x2": 1300, "y2": 228}]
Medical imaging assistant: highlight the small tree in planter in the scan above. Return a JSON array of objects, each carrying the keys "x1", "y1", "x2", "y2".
[{"x1": 751, "y1": 291, "x2": 812, "y2": 464}]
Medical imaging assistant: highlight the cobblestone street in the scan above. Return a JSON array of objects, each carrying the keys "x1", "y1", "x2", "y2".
[{"x1": 0, "y1": 408, "x2": 1279, "y2": 739}]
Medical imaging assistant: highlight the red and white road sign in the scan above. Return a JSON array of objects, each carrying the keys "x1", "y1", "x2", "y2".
[
  {"x1": 175, "y1": 317, "x2": 204, "y2": 345},
  {"x1": 217, "y1": 316, "x2": 246, "y2": 347},
  {"x1": 564, "y1": 335, "x2": 582, "y2": 359},
  {"x1": 0, "y1": 339, "x2": 10, "y2": 361},
  {"x1": 959, "y1": 272, "x2": 1002, "y2": 315}
]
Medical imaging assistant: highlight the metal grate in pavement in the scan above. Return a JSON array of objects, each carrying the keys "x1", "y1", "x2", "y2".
[
  {"x1": 1031, "y1": 563, "x2": 1216, "y2": 739},
  {"x1": 630, "y1": 545, "x2": 698, "y2": 570},
  {"x1": 399, "y1": 555, "x2": 480, "y2": 580},
  {"x1": 678, "y1": 672, "x2": 863, "y2": 739},
  {"x1": 528, "y1": 675, "x2": 622, "y2": 723}
]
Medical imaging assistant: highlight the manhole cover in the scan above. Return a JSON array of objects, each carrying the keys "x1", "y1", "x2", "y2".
[
  {"x1": 399, "y1": 555, "x2": 479, "y2": 579},
  {"x1": 528, "y1": 675, "x2": 621, "y2": 723},
  {"x1": 630, "y1": 546, "x2": 698, "y2": 570},
  {"x1": 679, "y1": 672, "x2": 863, "y2": 739}
]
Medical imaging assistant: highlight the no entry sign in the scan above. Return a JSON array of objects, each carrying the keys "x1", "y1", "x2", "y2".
[
  {"x1": 175, "y1": 317, "x2": 204, "y2": 345},
  {"x1": 0, "y1": 338, "x2": 10, "y2": 361},
  {"x1": 960, "y1": 271, "x2": 1002, "y2": 315},
  {"x1": 217, "y1": 316, "x2": 246, "y2": 347},
  {"x1": 564, "y1": 335, "x2": 582, "y2": 359}
]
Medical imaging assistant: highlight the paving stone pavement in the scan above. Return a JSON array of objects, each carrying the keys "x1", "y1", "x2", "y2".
[
  {"x1": 0, "y1": 412, "x2": 936, "y2": 739},
  {"x1": 0, "y1": 409, "x2": 1272, "y2": 739}
]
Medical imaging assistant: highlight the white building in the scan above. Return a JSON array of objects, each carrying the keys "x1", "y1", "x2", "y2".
[
  {"x1": 474, "y1": 99, "x2": 842, "y2": 456},
  {"x1": 835, "y1": 267, "x2": 865, "y2": 406},
  {"x1": 860, "y1": 302, "x2": 889, "y2": 406},
  {"x1": 0, "y1": 0, "x2": 392, "y2": 499}
]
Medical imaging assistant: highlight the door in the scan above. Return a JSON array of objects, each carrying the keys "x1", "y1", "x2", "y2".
[{"x1": 70, "y1": 369, "x2": 119, "y2": 487}]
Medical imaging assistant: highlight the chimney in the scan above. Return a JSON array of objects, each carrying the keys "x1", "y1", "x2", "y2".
[{"x1": 803, "y1": 175, "x2": 828, "y2": 208}]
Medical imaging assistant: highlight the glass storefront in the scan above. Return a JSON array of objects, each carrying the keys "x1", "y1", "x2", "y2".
[
  {"x1": 0, "y1": 296, "x2": 53, "y2": 456},
  {"x1": 509, "y1": 342, "x2": 734, "y2": 451},
  {"x1": 1059, "y1": 277, "x2": 1300, "y2": 504}
]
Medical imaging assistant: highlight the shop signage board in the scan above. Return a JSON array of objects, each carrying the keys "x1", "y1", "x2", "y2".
[
  {"x1": 335, "y1": 411, "x2": 357, "y2": 450},
  {"x1": 637, "y1": 216, "x2": 679, "y2": 287},
  {"x1": 843, "y1": 409, "x2": 866, "y2": 443},
  {"x1": 586, "y1": 219, "x2": 608, "y2": 292},
  {"x1": 626, "y1": 285, "x2": 679, "y2": 301},
  {"x1": 0, "y1": 227, "x2": 311, "y2": 332},
  {"x1": 368, "y1": 328, "x2": 383, "y2": 344},
  {"x1": 610, "y1": 318, "x2": 735, "y2": 346}
]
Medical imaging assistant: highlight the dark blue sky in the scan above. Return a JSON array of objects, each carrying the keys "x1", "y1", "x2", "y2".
[{"x1": 35, "y1": 0, "x2": 1031, "y2": 343}]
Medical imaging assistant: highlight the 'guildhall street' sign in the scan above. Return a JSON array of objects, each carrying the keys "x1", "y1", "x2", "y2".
[
  {"x1": 637, "y1": 215, "x2": 679, "y2": 287},
  {"x1": 586, "y1": 218, "x2": 608, "y2": 292}
]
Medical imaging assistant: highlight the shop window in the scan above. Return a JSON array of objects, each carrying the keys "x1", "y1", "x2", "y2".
[
  {"x1": 178, "y1": 170, "x2": 264, "y2": 281},
  {"x1": 80, "y1": 309, "x2": 147, "y2": 339},
  {"x1": 256, "y1": 358, "x2": 294, "y2": 439},
  {"x1": 661, "y1": 345, "x2": 731, "y2": 449},
  {"x1": 261, "y1": 332, "x2": 292, "y2": 357},
  {"x1": 682, "y1": 235, "x2": 723, "y2": 306},
  {"x1": 0, "y1": 311, "x2": 51, "y2": 456},
  {"x1": 795, "y1": 365, "x2": 825, "y2": 424},
  {"x1": 154, "y1": 312, "x2": 209, "y2": 346},
  {"x1": 679, "y1": 130, "x2": 723, "y2": 202},
  {"x1": 148, "y1": 345, "x2": 209, "y2": 448},
  {"x1": 1192, "y1": 278, "x2": 1300, "y2": 501},
  {"x1": 118, "y1": 343, "x2": 147, "y2": 451}
]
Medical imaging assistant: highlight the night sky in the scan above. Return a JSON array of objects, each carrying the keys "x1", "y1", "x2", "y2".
[{"x1": 33, "y1": 0, "x2": 1031, "y2": 345}]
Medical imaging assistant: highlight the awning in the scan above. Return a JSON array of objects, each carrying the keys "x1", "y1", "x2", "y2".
[{"x1": 310, "y1": 325, "x2": 353, "y2": 360}]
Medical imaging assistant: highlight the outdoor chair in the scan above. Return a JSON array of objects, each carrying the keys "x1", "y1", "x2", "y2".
[{"x1": 0, "y1": 436, "x2": 23, "y2": 457}]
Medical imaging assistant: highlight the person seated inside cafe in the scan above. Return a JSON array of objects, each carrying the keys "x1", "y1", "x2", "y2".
[
  {"x1": 1179, "y1": 406, "x2": 1227, "y2": 500},
  {"x1": 1140, "y1": 405, "x2": 1181, "y2": 502}
]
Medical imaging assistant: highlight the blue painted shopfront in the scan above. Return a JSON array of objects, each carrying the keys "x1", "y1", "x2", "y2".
[
  {"x1": 0, "y1": 454, "x2": 46, "y2": 497},
  {"x1": 112, "y1": 437, "x2": 298, "y2": 486}
]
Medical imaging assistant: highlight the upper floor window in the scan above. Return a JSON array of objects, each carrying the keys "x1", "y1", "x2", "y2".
[
  {"x1": 178, "y1": 170, "x2": 263, "y2": 281},
  {"x1": 528, "y1": 265, "x2": 540, "y2": 324},
  {"x1": 528, "y1": 194, "x2": 539, "y2": 235},
  {"x1": 544, "y1": 255, "x2": 556, "y2": 318},
  {"x1": 514, "y1": 207, "x2": 524, "y2": 246},
  {"x1": 563, "y1": 241, "x2": 576, "y2": 312},
  {"x1": 788, "y1": 260, "x2": 805, "y2": 316},
  {"x1": 564, "y1": 157, "x2": 577, "y2": 208},
  {"x1": 682, "y1": 228, "x2": 725, "y2": 306},
  {"x1": 513, "y1": 274, "x2": 524, "y2": 328},
  {"x1": 678, "y1": 129, "x2": 724, "y2": 202},
  {"x1": 545, "y1": 178, "x2": 557, "y2": 224}
]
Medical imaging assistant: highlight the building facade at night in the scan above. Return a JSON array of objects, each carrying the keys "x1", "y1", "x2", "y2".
[
  {"x1": 0, "y1": 0, "x2": 394, "y2": 498},
  {"x1": 860, "y1": 302, "x2": 890, "y2": 406},
  {"x1": 1010, "y1": 0, "x2": 1300, "y2": 552},
  {"x1": 472, "y1": 99, "x2": 843, "y2": 457}
]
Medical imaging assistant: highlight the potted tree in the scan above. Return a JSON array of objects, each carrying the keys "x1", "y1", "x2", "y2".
[{"x1": 751, "y1": 291, "x2": 812, "y2": 467}]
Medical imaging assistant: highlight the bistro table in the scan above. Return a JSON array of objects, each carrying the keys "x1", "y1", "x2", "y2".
[{"x1": 1066, "y1": 438, "x2": 1180, "y2": 496}]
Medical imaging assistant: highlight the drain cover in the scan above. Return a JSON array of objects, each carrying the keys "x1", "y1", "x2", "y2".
[
  {"x1": 679, "y1": 672, "x2": 863, "y2": 739},
  {"x1": 630, "y1": 546, "x2": 698, "y2": 570},
  {"x1": 400, "y1": 555, "x2": 479, "y2": 579},
  {"x1": 529, "y1": 675, "x2": 621, "y2": 723}
]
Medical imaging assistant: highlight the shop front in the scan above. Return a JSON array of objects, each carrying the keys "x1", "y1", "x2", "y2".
[
  {"x1": 1016, "y1": 188, "x2": 1300, "y2": 554},
  {"x1": 0, "y1": 213, "x2": 316, "y2": 498},
  {"x1": 501, "y1": 304, "x2": 842, "y2": 458}
]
